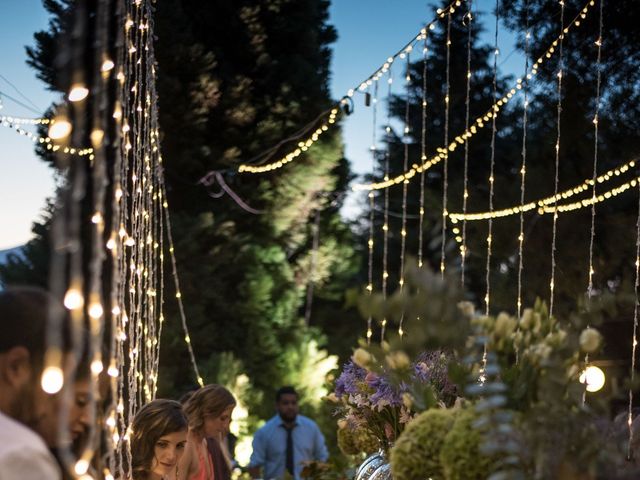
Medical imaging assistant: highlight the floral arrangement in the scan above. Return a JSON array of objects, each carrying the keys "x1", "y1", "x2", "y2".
[
  {"x1": 333, "y1": 262, "x2": 640, "y2": 479},
  {"x1": 331, "y1": 358, "x2": 408, "y2": 452},
  {"x1": 329, "y1": 346, "x2": 458, "y2": 454}
]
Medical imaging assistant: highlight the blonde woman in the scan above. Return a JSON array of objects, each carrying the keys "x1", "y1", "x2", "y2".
[{"x1": 182, "y1": 385, "x2": 237, "y2": 480}]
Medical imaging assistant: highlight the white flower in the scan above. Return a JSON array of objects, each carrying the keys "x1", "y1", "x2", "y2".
[
  {"x1": 494, "y1": 312, "x2": 516, "y2": 338},
  {"x1": 402, "y1": 392, "x2": 414, "y2": 409},
  {"x1": 520, "y1": 308, "x2": 533, "y2": 330},
  {"x1": 386, "y1": 351, "x2": 410, "y2": 370},
  {"x1": 399, "y1": 406, "x2": 414, "y2": 424},
  {"x1": 580, "y1": 328, "x2": 602, "y2": 353},
  {"x1": 352, "y1": 348, "x2": 372, "y2": 369}
]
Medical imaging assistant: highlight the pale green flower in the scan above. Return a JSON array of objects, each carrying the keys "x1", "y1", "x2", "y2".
[
  {"x1": 352, "y1": 348, "x2": 372, "y2": 369},
  {"x1": 579, "y1": 328, "x2": 602, "y2": 354}
]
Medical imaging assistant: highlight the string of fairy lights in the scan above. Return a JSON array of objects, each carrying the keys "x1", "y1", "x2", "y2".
[
  {"x1": 440, "y1": 12, "x2": 452, "y2": 279},
  {"x1": 1, "y1": 116, "x2": 94, "y2": 156},
  {"x1": 517, "y1": 0, "x2": 531, "y2": 321},
  {"x1": 417, "y1": 30, "x2": 429, "y2": 272},
  {"x1": 365, "y1": 79, "x2": 379, "y2": 345},
  {"x1": 381, "y1": 66, "x2": 392, "y2": 343},
  {"x1": 8, "y1": 0, "x2": 638, "y2": 475},
  {"x1": 485, "y1": 0, "x2": 499, "y2": 317},
  {"x1": 582, "y1": 0, "x2": 604, "y2": 404},
  {"x1": 28, "y1": 1, "x2": 202, "y2": 478},
  {"x1": 548, "y1": 0, "x2": 566, "y2": 319},
  {"x1": 448, "y1": 159, "x2": 637, "y2": 222},
  {"x1": 460, "y1": 0, "x2": 474, "y2": 285},
  {"x1": 397, "y1": 52, "x2": 412, "y2": 338},
  {"x1": 352, "y1": 0, "x2": 598, "y2": 193},
  {"x1": 235, "y1": 0, "x2": 465, "y2": 176}
]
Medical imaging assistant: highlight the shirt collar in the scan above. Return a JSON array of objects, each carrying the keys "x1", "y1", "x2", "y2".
[{"x1": 278, "y1": 415, "x2": 298, "y2": 428}]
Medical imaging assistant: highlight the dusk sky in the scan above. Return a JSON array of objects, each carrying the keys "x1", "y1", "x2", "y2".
[{"x1": 0, "y1": 0, "x2": 522, "y2": 249}]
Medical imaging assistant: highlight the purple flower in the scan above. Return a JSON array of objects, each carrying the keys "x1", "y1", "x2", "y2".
[
  {"x1": 366, "y1": 372, "x2": 405, "y2": 410},
  {"x1": 335, "y1": 361, "x2": 367, "y2": 398},
  {"x1": 413, "y1": 350, "x2": 458, "y2": 399}
]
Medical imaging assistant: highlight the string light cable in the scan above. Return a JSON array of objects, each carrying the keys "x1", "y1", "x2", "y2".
[
  {"x1": 381, "y1": 65, "x2": 393, "y2": 344},
  {"x1": 365, "y1": 79, "x2": 379, "y2": 344},
  {"x1": 517, "y1": 0, "x2": 531, "y2": 321},
  {"x1": 449, "y1": 159, "x2": 637, "y2": 222},
  {"x1": 235, "y1": 0, "x2": 466, "y2": 175},
  {"x1": 1, "y1": 116, "x2": 94, "y2": 157},
  {"x1": 352, "y1": 0, "x2": 598, "y2": 192},
  {"x1": 460, "y1": 0, "x2": 474, "y2": 284},
  {"x1": 549, "y1": 0, "x2": 566, "y2": 319},
  {"x1": 440, "y1": 12, "x2": 453, "y2": 278},
  {"x1": 398, "y1": 51, "x2": 412, "y2": 338},
  {"x1": 417, "y1": 30, "x2": 429, "y2": 270},
  {"x1": 485, "y1": 0, "x2": 500, "y2": 316},
  {"x1": 587, "y1": 0, "x2": 604, "y2": 300}
]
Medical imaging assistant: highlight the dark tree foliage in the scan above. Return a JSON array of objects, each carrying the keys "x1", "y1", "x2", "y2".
[
  {"x1": 371, "y1": 0, "x2": 640, "y2": 329},
  {"x1": 4, "y1": 0, "x2": 360, "y2": 425},
  {"x1": 364, "y1": 0, "x2": 521, "y2": 341},
  {"x1": 151, "y1": 0, "x2": 360, "y2": 414},
  {"x1": 497, "y1": 0, "x2": 640, "y2": 406}
]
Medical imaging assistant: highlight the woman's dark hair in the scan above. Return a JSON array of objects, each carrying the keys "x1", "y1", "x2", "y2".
[{"x1": 130, "y1": 399, "x2": 188, "y2": 479}]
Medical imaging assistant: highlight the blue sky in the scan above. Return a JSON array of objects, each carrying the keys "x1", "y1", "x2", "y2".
[
  {"x1": 0, "y1": 0, "x2": 58, "y2": 249},
  {"x1": 0, "y1": 0, "x2": 523, "y2": 249}
]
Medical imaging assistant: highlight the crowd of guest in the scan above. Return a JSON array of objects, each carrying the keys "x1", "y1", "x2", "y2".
[{"x1": 0, "y1": 287, "x2": 328, "y2": 480}]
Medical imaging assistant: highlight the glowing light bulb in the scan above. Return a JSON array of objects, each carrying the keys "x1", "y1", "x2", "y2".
[
  {"x1": 64, "y1": 288, "x2": 84, "y2": 310},
  {"x1": 48, "y1": 118, "x2": 72, "y2": 140},
  {"x1": 74, "y1": 460, "x2": 91, "y2": 476},
  {"x1": 580, "y1": 365, "x2": 605, "y2": 392},
  {"x1": 68, "y1": 84, "x2": 89, "y2": 102},
  {"x1": 41, "y1": 366, "x2": 64, "y2": 394},
  {"x1": 91, "y1": 360, "x2": 104, "y2": 375},
  {"x1": 101, "y1": 59, "x2": 115, "y2": 72}
]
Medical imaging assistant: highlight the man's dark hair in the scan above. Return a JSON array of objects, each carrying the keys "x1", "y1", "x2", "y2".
[
  {"x1": 0, "y1": 286, "x2": 67, "y2": 372},
  {"x1": 275, "y1": 386, "x2": 298, "y2": 402}
]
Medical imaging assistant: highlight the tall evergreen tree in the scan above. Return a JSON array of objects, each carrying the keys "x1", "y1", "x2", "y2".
[
  {"x1": 2, "y1": 0, "x2": 360, "y2": 422},
  {"x1": 364, "y1": 0, "x2": 521, "y2": 336}
]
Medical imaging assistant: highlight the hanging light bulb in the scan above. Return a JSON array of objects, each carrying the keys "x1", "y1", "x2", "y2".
[
  {"x1": 48, "y1": 118, "x2": 72, "y2": 140},
  {"x1": 68, "y1": 84, "x2": 89, "y2": 102},
  {"x1": 41, "y1": 365, "x2": 64, "y2": 394},
  {"x1": 580, "y1": 365, "x2": 605, "y2": 393}
]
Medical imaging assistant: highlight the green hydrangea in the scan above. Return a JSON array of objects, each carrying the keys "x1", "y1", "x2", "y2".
[
  {"x1": 390, "y1": 408, "x2": 458, "y2": 480},
  {"x1": 337, "y1": 427, "x2": 360, "y2": 456},
  {"x1": 440, "y1": 407, "x2": 494, "y2": 480},
  {"x1": 337, "y1": 427, "x2": 380, "y2": 456},
  {"x1": 355, "y1": 428, "x2": 381, "y2": 455}
]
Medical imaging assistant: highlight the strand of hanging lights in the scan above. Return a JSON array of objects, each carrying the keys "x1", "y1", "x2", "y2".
[
  {"x1": 352, "y1": 0, "x2": 598, "y2": 193},
  {"x1": 236, "y1": 0, "x2": 466, "y2": 176},
  {"x1": 380, "y1": 65, "x2": 393, "y2": 343},
  {"x1": 582, "y1": 0, "x2": 605, "y2": 404},
  {"x1": 365, "y1": 79, "x2": 379, "y2": 344},
  {"x1": 440, "y1": 12, "x2": 453, "y2": 278},
  {"x1": 460, "y1": 0, "x2": 474, "y2": 285},
  {"x1": 449, "y1": 159, "x2": 637, "y2": 222},
  {"x1": 549, "y1": 0, "x2": 566, "y2": 319},
  {"x1": 398, "y1": 51, "x2": 412, "y2": 338},
  {"x1": 485, "y1": 0, "x2": 500, "y2": 316}
]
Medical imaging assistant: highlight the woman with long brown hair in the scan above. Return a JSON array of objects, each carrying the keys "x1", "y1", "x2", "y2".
[
  {"x1": 130, "y1": 399, "x2": 188, "y2": 480},
  {"x1": 182, "y1": 385, "x2": 237, "y2": 480}
]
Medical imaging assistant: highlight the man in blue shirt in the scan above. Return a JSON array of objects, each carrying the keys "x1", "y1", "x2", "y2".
[{"x1": 248, "y1": 386, "x2": 329, "y2": 480}]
